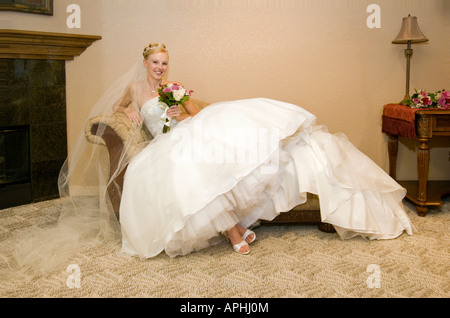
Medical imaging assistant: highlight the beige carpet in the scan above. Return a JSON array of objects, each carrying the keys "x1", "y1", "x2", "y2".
[{"x1": 0, "y1": 196, "x2": 448, "y2": 298}]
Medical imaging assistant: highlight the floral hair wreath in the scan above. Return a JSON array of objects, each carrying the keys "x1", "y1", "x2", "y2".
[{"x1": 143, "y1": 44, "x2": 167, "y2": 57}]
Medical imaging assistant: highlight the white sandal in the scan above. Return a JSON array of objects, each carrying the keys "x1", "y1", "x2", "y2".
[
  {"x1": 242, "y1": 229, "x2": 256, "y2": 244},
  {"x1": 233, "y1": 240, "x2": 250, "y2": 255}
]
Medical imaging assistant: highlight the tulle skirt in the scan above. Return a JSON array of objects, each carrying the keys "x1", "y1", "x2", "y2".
[{"x1": 119, "y1": 98, "x2": 414, "y2": 258}]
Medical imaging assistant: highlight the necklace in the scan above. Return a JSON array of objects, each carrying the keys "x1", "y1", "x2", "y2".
[{"x1": 146, "y1": 80, "x2": 159, "y2": 94}]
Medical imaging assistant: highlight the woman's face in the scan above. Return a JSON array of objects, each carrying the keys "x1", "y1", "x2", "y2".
[{"x1": 144, "y1": 52, "x2": 169, "y2": 81}]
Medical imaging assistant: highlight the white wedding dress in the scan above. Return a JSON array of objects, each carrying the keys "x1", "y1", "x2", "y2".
[{"x1": 119, "y1": 97, "x2": 414, "y2": 259}]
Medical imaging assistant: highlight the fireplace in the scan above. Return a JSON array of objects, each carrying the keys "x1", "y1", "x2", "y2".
[
  {"x1": 0, "y1": 30, "x2": 101, "y2": 210},
  {"x1": 0, "y1": 126, "x2": 30, "y2": 184},
  {"x1": 0, "y1": 125, "x2": 32, "y2": 208},
  {"x1": 0, "y1": 58, "x2": 68, "y2": 209}
]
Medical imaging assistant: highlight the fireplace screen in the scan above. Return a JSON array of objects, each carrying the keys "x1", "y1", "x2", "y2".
[{"x1": 0, "y1": 126, "x2": 31, "y2": 185}]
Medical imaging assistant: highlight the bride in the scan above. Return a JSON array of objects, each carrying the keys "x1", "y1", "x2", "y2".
[{"x1": 109, "y1": 43, "x2": 413, "y2": 258}]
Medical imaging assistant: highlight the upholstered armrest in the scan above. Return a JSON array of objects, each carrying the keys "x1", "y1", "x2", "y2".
[
  {"x1": 85, "y1": 110, "x2": 152, "y2": 157},
  {"x1": 87, "y1": 120, "x2": 127, "y2": 219},
  {"x1": 85, "y1": 110, "x2": 151, "y2": 219}
]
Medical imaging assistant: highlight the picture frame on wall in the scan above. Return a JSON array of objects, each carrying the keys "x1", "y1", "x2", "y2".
[{"x1": 0, "y1": 0, "x2": 53, "y2": 16}]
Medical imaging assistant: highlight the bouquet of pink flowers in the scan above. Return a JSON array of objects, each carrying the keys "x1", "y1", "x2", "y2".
[
  {"x1": 406, "y1": 89, "x2": 450, "y2": 109},
  {"x1": 158, "y1": 83, "x2": 193, "y2": 133}
]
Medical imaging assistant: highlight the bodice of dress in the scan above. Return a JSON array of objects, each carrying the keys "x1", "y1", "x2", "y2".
[{"x1": 140, "y1": 97, "x2": 179, "y2": 137}]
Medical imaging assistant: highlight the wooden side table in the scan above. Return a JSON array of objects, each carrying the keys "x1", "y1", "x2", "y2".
[{"x1": 384, "y1": 107, "x2": 450, "y2": 216}]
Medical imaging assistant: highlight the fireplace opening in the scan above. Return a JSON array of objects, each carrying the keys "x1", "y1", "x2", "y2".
[{"x1": 0, "y1": 125, "x2": 32, "y2": 209}]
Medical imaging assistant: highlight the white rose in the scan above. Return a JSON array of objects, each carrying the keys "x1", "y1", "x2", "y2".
[{"x1": 173, "y1": 87, "x2": 186, "y2": 101}]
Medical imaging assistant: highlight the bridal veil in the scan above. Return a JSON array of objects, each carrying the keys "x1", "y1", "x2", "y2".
[{"x1": 2, "y1": 60, "x2": 152, "y2": 277}]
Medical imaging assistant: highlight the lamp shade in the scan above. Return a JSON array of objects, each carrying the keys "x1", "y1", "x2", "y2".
[{"x1": 392, "y1": 15, "x2": 429, "y2": 44}]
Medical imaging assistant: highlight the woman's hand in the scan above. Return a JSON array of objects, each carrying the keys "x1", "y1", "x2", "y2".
[
  {"x1": 167, "y1": 105, "x2": 183, "y2": 121},
  {"x1": 124, "y1": 107, "x2": 143, "y2": 125}
]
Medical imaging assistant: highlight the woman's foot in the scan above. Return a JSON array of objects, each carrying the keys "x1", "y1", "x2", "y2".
[
  {"x1": 243, "y1": 229, "x2": 256, "y2": 244},
  {"x1": 225, "y1": 226, "x2": 250, "y2": 255},
  {"x1": 235, "y1": 224, "x2": 256, "y2": 244},
  {"x1": 232, "y1": 240, "x2": 250, "y2": 255}
]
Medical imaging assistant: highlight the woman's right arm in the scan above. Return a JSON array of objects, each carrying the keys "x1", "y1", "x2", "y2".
[{"x1": 113, "y1": 84, "x2": 143, "y2": 125}]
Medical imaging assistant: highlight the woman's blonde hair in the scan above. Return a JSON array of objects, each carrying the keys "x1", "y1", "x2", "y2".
[{"x1": 143, "y1": 43, "x2": 168, "y2": 59}]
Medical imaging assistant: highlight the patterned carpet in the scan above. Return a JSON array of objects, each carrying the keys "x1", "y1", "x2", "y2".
[{"x1": 0, "y1": 196, "x2": 448, "y2": 298}]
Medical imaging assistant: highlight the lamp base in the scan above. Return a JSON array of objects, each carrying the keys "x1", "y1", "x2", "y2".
[{"x1": 399, "y1": 94, "x2": 410, "y2": 106}]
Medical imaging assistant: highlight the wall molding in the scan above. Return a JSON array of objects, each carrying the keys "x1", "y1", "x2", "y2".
[{"x1": 0, "y1": 29, "x2": 101, "y2": 60}]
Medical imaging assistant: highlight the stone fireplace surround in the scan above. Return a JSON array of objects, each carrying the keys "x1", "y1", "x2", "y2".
[{"x1": 0, "y1": 30, "x2": 101, "y2": 209}]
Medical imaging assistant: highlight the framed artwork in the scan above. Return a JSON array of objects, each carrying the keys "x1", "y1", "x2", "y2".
[{"x1": 0, "y1": 0, "x2": 53, "y2": 15}]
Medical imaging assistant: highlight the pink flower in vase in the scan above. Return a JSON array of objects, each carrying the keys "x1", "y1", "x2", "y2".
[
  {"x1": 438, "y1": 98, "x2": 449, "y2": 108},
  {"x1": 443, "y1": 91, "x2": 450, "y2": 108},
  {"x1": 436, "y1": 90, "x2": 450, "y2": 108}
]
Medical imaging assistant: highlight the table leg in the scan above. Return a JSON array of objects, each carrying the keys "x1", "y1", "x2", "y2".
[
  {"x1": 388, "y1": 134, "x2": 398, "y2": 180},
  {"x1": 388, "y1": 135, "x2": 398, "y2": 180},
  {"x1": 416, "y1": 137, "x2": 430, "y2": 216}
]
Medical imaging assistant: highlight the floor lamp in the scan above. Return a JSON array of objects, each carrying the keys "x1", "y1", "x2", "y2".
[{"x1": 392, "y1": 15, "x2": 429, "y2": 105}]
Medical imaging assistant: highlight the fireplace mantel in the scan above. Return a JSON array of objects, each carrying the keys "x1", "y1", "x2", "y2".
[{"x1": 0, "y1": 29, "x2": 102, "y2": 60}]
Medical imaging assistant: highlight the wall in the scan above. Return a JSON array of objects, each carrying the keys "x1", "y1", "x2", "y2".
[{"x1": 2, "y1": 0, "x2": 449, "y2": 191}]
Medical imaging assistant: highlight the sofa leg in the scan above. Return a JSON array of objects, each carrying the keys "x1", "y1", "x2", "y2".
[{"x1": 318, "y1": 222, "x2": 336, "y2": 233}]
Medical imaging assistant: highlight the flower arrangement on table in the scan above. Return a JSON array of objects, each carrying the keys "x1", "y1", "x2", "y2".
[
  {"x1": 158, "y1": 83, "x2": 193, "y2": 133},
  {"x1": 406, "y1": 89, "x2": 450, "y2": 109}
]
